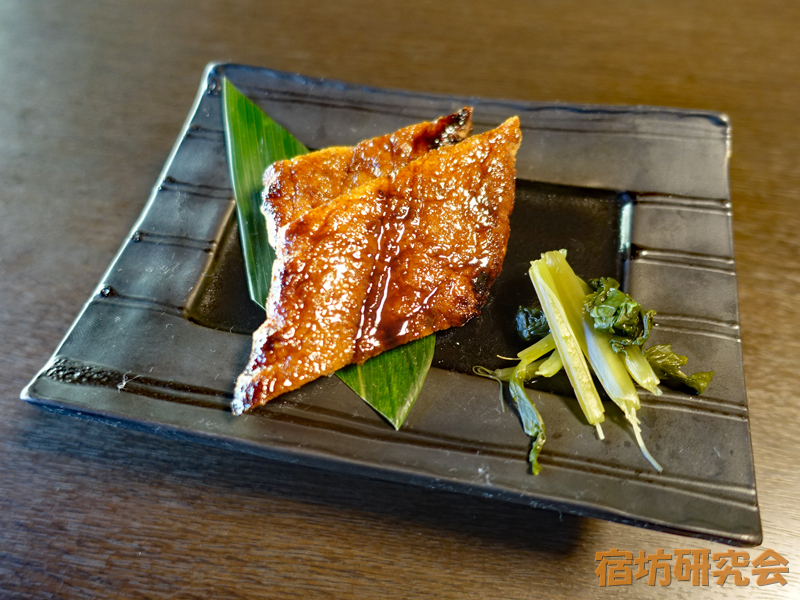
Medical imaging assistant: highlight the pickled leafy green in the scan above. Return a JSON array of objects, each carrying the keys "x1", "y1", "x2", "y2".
[
  {"x1": 645, "y1": 344, "x2": 715, "y2": 395},
  {"x1": 477, "y1": 250, "x2": 718, "y2": 476},
  {"x1": 515, "y1": 304, "x2": 550, "y2": 342},
  {"x1": 585, "y1": 277, "x2": 656, "y2": 353}
]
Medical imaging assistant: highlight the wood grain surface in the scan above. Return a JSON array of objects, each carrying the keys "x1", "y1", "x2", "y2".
[{"x1": 2, "y1": 1, "x2": 799, "y2": 597}]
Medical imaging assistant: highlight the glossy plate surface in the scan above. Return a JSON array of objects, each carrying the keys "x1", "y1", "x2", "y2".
[{"x1": 22, "y1": 63, "x2": 760, "y2": 546}]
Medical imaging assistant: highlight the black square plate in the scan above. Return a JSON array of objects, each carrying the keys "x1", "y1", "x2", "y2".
[{"x1": 22, "y1": 63, "x2": 760, "y2": 546}]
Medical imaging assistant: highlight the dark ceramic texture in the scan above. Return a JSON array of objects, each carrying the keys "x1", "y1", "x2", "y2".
[{"x1": 22, "y1": 63, "x2": 760, "y2": 546}]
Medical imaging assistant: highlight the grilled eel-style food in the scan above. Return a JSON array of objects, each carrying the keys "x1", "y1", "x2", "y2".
[
  {"x1": 261, "y1": 108, "x2": 473, "y2": 242},
  {"x1": 232, "y1": 116, "x2": 521, "y2": 415}
]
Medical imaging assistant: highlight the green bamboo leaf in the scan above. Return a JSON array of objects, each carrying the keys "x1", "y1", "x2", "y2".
[
  {"x1": 222, "y1": 78, "x2": 308, "y2": 309},
  {"x1": 337, "y1": 336, "x2": 435, "y2": 429},
  {"x1": 222, "y1": 77, "x2": 433, "y2": 427}
]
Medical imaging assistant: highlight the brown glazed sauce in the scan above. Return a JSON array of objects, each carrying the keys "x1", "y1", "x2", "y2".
[
  {"x1": 260, "y1": 108, "x2": 474, "y2": 240},
  {"x1": 354, "y1": 121, "x2": 517, "y2": 362},
  {"x1": 233, "y1": 116, "x2": 521, "y2": 415}
]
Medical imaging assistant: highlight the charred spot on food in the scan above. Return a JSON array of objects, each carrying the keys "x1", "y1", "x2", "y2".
[
  {"x1": 413, "y1": 107, "x2": 474, "y2": 153},
  {"x1": 471, "y1": 269, "x2": 492, "y2": 298}
]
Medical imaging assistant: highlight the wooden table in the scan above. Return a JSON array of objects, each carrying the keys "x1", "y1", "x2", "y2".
[{"x1": 2, "y1": 1, "x2": 798, "y2": 597}]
